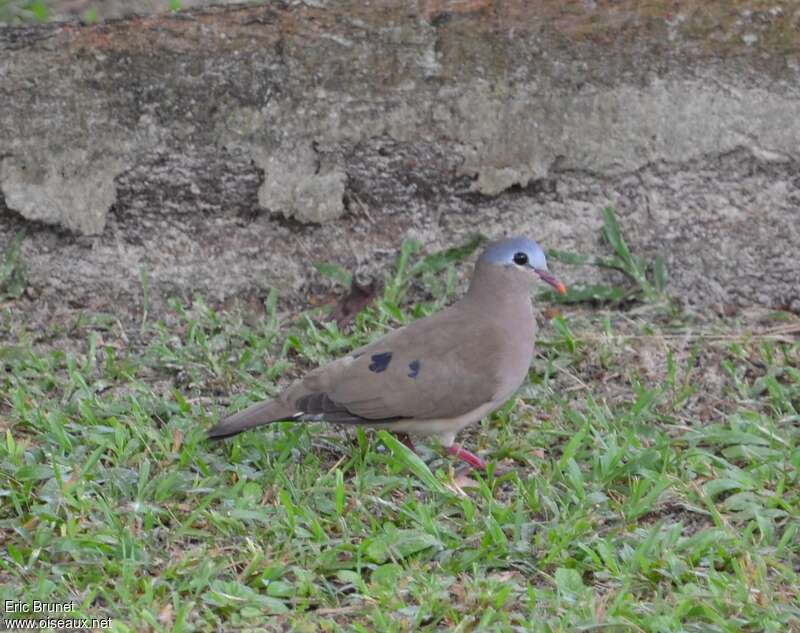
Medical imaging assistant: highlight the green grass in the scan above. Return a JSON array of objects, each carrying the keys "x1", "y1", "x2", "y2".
[
  {"x1": 1, "y1": 243, "x2": 799, "y2": 632},
  {"x1": 0, "y1": 0, "x2": 183, "y2": 23},
  {"x1": 0, "y1": 0, "x2": 48, "y2": 23},
  {"x1": 0, "y1": 232, "x2": 27, "y2": 301}
]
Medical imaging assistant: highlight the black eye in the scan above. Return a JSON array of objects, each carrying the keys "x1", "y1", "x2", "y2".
[{"x1": 512, "y1": 252, "x2": 528, "y2": 266}]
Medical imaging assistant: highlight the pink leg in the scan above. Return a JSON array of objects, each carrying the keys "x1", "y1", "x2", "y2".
[
  {"x1": 447, "y1": 443, "x2": 487, "y2": 470},
  {"x1": 396, "y1": 432, "x2": 416, "y2": 452}
]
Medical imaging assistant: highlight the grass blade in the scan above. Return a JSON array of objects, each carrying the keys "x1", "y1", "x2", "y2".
[{"x1": 377, "y1": 431, "x2": 448, "y2": 494}]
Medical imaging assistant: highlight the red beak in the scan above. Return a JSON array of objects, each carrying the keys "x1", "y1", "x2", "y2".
[{"x1": 535, "y1": 269, "x2": 567, "y2": 295}]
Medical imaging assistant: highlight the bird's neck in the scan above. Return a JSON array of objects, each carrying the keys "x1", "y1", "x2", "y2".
[{"x1": 462, "y1": 263, "x2": 535, "y2": 323}]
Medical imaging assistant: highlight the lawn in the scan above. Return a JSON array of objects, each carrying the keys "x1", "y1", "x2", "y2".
[{"x1": 1, "y1": 229, "x2": 798, "y2": 632}]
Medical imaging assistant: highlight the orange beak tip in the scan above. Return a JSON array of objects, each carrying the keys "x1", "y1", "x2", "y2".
[{"x1": 556, "y1": 282, "x2": 567, "y2": 295}]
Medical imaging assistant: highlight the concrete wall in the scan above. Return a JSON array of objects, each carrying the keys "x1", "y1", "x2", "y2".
[{"x1": 1, "y1": 1, "x2": 799, "y2": 318}]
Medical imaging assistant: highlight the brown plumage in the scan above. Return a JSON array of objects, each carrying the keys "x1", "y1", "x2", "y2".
[{"x1": 207, "y1": 237, "x2": 566, "y2": 469}]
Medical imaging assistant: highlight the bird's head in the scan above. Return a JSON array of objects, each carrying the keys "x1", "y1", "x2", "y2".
[{"x1": 477, "y1": 237, "x2": 567, "y2": 295}]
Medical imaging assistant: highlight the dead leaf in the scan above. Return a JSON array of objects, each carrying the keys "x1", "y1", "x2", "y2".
[
  {"x1": 172, "y1": 429, "x2": 183, "y2": 454},
  {"x1": 447, "y1": 470, "x2": 479, "y2": 495},
  {"x1": 491, "y1": 571, "x2": 520, "y2": 583},
  {"x1": 542, "y1": 306, "x2": 562, "y2": 320},
  {"x1": 158, "y1": 603, "x2": 174, "y2": 627},
  {"x1": 449, "y1": 578, "x2": 467, "y2": 603},
  {"x1": 332, "y1": 275, "x2": 380, "y2": 327}
]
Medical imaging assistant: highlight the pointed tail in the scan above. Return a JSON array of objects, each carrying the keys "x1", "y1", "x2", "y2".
[{"x1": 207, "y1": 399, "x2": 295, "y2": 440}]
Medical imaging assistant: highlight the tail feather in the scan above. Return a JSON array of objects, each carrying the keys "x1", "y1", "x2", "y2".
[{"x1": 207, "y1": 399, "x2": 294, "y2": 440}]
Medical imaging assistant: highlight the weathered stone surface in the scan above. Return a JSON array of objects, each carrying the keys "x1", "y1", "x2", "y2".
[
  {"x1": 0, "y1": 152, "x2": 123, "y2": 235},
  {"x1": 253, "y1": 142, "x2": 347, "y2": 223},
  {"x1": 1, "y1": 1, "x2": 799, "y2": 318}
]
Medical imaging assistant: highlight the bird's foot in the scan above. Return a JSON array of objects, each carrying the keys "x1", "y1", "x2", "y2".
[
  {"x1": 446, "y1": 443, "x2": 487, "y2": 470},
  {"x1": 396, "y1": 432, "x2": 416, "y2": 452}
]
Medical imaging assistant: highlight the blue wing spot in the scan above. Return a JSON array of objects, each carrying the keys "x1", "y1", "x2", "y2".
[
  {"x1": 369, "y1": 352, "x2": 392, "y2": 373},
  {"x1": 408, "y1": 359, "x2": 421, "y2": 379}
]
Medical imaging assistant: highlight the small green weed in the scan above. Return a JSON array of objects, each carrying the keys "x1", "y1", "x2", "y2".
[
  {"x1": 0, "y1": 231, "x2": 27, "y2": 300},
  {"x1": 315, "y1": 235, "x2": 485, "y2": 324},
  {"x1": 0, "y1": 0, "x2": 48, "y2": 23},
  {"x1": 547, "y1": 206, "x2": 670, "y2": 306}
]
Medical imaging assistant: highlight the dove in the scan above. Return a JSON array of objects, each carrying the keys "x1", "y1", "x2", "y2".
[{"x1": 208, "y1": 237, "x2": 566, "y2": 470}]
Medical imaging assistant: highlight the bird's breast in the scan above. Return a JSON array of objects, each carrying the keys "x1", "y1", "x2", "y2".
[{"x1": 492, "y1": 312, "x2": 537, "y2": 402}]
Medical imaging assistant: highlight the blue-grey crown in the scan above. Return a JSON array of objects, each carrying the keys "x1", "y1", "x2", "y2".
[{"x1": 479, "y1": 237, "x2": 548, "y2": 270}]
